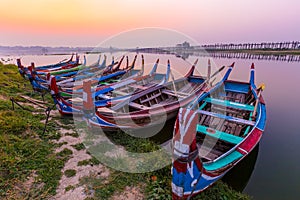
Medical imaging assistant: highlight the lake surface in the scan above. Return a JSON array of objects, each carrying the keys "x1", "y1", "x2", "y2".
[
  {"x1": 211, "y1": 57, "x2": 300, "y2": 200},
  {"x1": 3, "y1": 53, "x2": 300, "y2": 199}
]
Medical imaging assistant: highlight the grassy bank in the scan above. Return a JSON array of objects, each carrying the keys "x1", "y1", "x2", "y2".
[
  {"x1": 80, "y1": 130, "x2": 250, "y2": 200},
  {"x1": 0, "y1": 62, "x2": 66, "y2": 198},
  {"x1": 0, "y1": 61, "x2": 250, "y2": 199}
]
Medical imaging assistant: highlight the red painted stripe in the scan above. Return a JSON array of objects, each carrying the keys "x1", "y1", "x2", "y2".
[
  {"x1": 173, "y1": 160, "x2": 187, "y2": 173},
  {"x1": 238, "y1": 128, "x2": 262, "y2": 152}
]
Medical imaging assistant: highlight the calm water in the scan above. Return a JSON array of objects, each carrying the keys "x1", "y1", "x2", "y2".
[
  {"x1": 4, "y1": 53, "x2": 300, "y2": 199},
  {"x1": 212, "y1": 57, "x2": 300, "y2": 200}
]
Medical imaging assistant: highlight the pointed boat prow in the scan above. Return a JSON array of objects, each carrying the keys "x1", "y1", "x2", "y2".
[
  {"x1": 149, "y1": 58, "x2": 159, "y2": 76},
  {"x1": 128, "y1": 54, "x2": 138, "y2": 70},
  {"x1": 49, "y1": 75, "x2": 59, "y2": 97},
  {"x1": 221, "y1": 62, "x2": 235, "y2": 81},
  {"x1": 163, "y1": 60, "x2": 171, "y2": 83},
  {"x1": 184, "y1": 59, "x2": 198, "y2": 77},
  {"x1": 250, "y1": 63, "x2": 255, "y2": 86},
  {"x1": 172, "y1": 108, "x2": 203, "y2": 199},
  {"x1": 16, "y1": 58, "x2": 25, "y2": 77},
  {"x1": 113, "y1": 55, "x2": 125, "y2": 72}
]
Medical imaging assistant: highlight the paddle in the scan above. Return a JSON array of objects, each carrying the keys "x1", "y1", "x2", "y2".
[
  {"x1": 207, "y1": 59, "x2": 211, "y2": 86},
  {"x1": 251, "y1": 83, "x2": 265, "y2": 120}
]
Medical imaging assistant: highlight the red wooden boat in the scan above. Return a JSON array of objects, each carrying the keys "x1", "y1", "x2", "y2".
[{"x1": 82, "y1": 60, "x2": 230, "y2": 134}]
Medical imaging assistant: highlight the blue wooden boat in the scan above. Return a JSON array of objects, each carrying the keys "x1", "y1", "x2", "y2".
[{"x1": 171, "y1": 63, "x2": 266, "y2": 199}]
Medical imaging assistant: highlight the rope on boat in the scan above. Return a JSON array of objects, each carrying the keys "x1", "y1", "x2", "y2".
[
  {"x1": 10, "y1": 97, "x2": 34, "y2": 112},
  {"x1": 170, "y1": 70, "x2": 178, "y2": 96},
  {"x1": 10, "y1": 95, "x2": 55, "y2": 135},
  {"x1": 186, "y1": 156, "x2": 205, "y2": 200},
  {"x1": 42, "y1": 104, "x2": 56, "y2": 135},
  {"x1": 19, "y1": 95, "x2": 48, "y2": 109}
]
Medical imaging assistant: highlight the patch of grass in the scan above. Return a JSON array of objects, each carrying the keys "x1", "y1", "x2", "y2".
[
  {"x1": 0, "y1": 63, "x2": 70, "y2": 198},
  {"x1": 78, "y1": 159, "x2": 90, "y2": 166},
  {"x1": 64, "y1": 169, "x2": 77, "y2": 178},
  {"x1": 0, "y1": 63, "x2": 29, "y2": 97},
  {"x1": 0, "y1": 62, "x2": 83, "y2": 199},
  {"x1": 56, "y1": 148, "x2": 73, "y2": 162},
  {"x1": 79, "y1": 134, "x2": 171, "y2": 199},
  {"x1": 80, "y1": 171, "x2": 143, "y2": 200},
  {"x1": 80, "y1": 129, "x2": 250, "y2": 200},
  {"x1": 65, "y1": 185, "x2": 76, "y2": 192},
  {"x1": 71, "y1": 143, "x2": 86, "y2": 151},
  {"x1": 65, "y1": 131, "x2": 79, "y2": 138},
  {"x1": 56, "y1": 141, "x2": 68, "y2": 148},
  {"x1": 58, "y1": 116, "x2": 74, "y2": 126},
  {"x1": 146, "y1": 179, "x2": 171, "y2": 200},
  {"x1": 193, "y1": 181, "x2": 250, "y2": 200},
  {"x1": 88, "y1": 141, "x2": 115, "y2": 153},
  {"x1": 78, "y1": 156, "x2": 101, "y2": 166},
  {"x1": 89, "y1": 156, "x2": 101, "y2": 165},
  {"x1": 87, "y1": 128, "x2": 160, "y2": 153}
]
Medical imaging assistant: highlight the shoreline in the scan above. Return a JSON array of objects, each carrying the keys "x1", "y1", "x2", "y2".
[{"x1": 1, "y1": 49, "x2": 300, "y2": 57}]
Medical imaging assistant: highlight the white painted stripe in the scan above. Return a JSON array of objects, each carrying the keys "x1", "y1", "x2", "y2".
[
  {"x1": 238, "y1": 147, "x2": 248, "y2": 154},
  {"x1": 83, "y1": 92, "x2": 87, "y2": 103}
]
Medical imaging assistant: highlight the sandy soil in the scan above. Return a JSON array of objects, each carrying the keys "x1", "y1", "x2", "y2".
[
  {"x1": 14, "y1": 97, "x2": 143, "y2": 200},
  {"x1": 52, "y1": 126, "x2": 110, "y2": 200}
]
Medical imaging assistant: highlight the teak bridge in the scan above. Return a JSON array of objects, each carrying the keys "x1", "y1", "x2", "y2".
[
  {"x1": 201, "y1": 41, "x2": 300, "y2": 50},
  {"x1": 134, "y1": 41, "x2": 300, "y2": 62}
]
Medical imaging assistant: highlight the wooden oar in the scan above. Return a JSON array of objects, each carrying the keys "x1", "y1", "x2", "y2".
[
  {"x1": 207, "y1": 59, "x2": 211, "y2": 86},
  {"x1": 251, "y1": 83, "x2": 265, "y2": 120},
  {"x1": 169, "y1": 60, "x2": 178, "y2": 96}
]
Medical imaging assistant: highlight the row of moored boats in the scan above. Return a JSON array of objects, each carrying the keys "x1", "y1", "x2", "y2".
[{"x1": 17, "y1": 54, "x2": 266, "y2": 199}]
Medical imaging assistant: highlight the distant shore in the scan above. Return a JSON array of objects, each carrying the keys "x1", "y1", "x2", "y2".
[{"x1": 1, "y1": 49, "x2": 300, "y2": 57}]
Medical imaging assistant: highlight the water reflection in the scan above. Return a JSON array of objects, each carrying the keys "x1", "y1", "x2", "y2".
[
  {"x1": 222, "y1": 145, "x2": 259, "y2": 192},
  {"x1": 136, "y1": 49, "x2": 300, "y2": 63}
]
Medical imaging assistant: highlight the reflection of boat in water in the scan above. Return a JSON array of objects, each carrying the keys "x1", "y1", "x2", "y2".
[{"x1": 222, "y1": 144, "x2": 259, "y2": 192}]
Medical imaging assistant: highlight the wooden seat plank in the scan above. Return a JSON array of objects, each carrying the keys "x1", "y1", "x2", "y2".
[{"x1": 196, "y1": 124, "x2": 244, "y2": 144}]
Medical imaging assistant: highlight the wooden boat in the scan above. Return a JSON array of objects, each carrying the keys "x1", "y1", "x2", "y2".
[
  {"x1": 55, "y1": 54, "x2": 108, "y2": 87},
  {"x1": 171, "y1": 63, "x2": 266, "y2": 199},
  {"x1": 34, "y1": 55, "x2": 86, "y2": 75},
  {"x1": 24, "y1": 55, "x2": 118, "y2": 92},
  {"x1": 17, "y1": 54, "x2": 78, "y2": 74},
  {"x1": 82, "y1": 60, "x2": 230, "y2": 133},
  {"x1": 35, "y1": 54, "x2": 112, "y2": 76},
  {"x1": 50, "y1": 55, "x2": 139, "y2": 98},
  {"x1": 16, "y1": 54, "x2": 80, "y2": 78},
  {"x1": 49, "y1": 56, "x2": 165, "y2": 115},
  {"x1": 92, "y1": 57, "x2": 167, "y2": 107},
  {"x1": 56, "y1": 55, "x2": 136, "y2": 89}
]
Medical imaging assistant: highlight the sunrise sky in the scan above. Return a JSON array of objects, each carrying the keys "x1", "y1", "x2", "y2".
[{"x1": 0, "y1": 0, "x2": 299, "y2": 47}]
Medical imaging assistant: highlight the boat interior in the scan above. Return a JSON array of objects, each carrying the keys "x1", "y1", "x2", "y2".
[
  {"x1": 96, "y1": 75, "x2": 159, "y2": 100},
  {"x1": 111, "y1": 77, "x2": 205, "y2": 113},
  {"x1": 196, "y1": 82, "x2": 257, "y2": 162}
]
